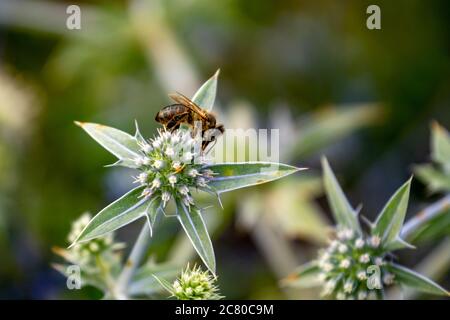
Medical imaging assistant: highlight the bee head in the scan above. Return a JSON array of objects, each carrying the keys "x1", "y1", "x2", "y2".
[
  {"x1": 216, "y1": 124, "x2": 225, "y2": 134},
  {"x1": 155, "y1": 111, "x2": 162, "y2": 123},
  {"x1": 205, "y1": 113, "x2": 216, "y2": 127}
]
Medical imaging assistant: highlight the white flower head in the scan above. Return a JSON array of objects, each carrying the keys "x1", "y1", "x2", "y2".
[
  {"x1": 188, "y1": 168, "x2": 199, "y2": 177},
  {"x1": 319, "y1": 251, "x2": 330, "y2": 263},
  {"x1": 151, "y1": 178, "x2": 161, "y2": 189},
  {"x1": 318, "y1": 258, "x2": 327, "y2": 269},
  {"x1": 355, "y1": 238, "x2": 365, "y2": 249},
  {"x1": 322, "y1": 262, "x2": 334, "y2": 272},
  {"x1": 357, "y1": 271, "x2": 367, "y2": 280},
  {"x1": 142, "y1": 157, "x2": 151, "y2": 165},
  {"x1": 168, "y1": 175, "x2": 177, "y2": 187},
  {"x1": 343, "y1": 281, "x2": 354, "y2": 293},
  {"x1": 183, "y1": 151, "x2": 194, "y2": 163},
  {"x1": 165, "y1": 131, "x2": 173, "y2": 140},
  {"x1": 153, "y1": 159, "x2": 164, "y2": 169},
  {"x1": 79, "y1": 214, "x2": 91, "y2": 225},
  {"x1": 162, "y1": 191, "x2": 171, "y2": 206},
  {"x1": 165, "y1": 147, "x2": 175, "y2": 157},
  {"x1": 178, "y1": 185, "x2": 189, "y2": 195},
  {"x1": 67, "y1": 213, "x2": 114, "y2": 261},
  {"x1": 171, "y1": 134, "x2": 180, "y2": 144},
  {"x1": 329, "y1": 240, "x2": 339, "y2": 251},
  {"x1": 142, "y1": 143, "x2": 153, "y2": 153},
  {"x1": 196, "y1": 177, "x2": 207, "y2": 187},
  {"x1": 134, "y1": 156, "x2": 144, "y2": 167},
  {"x1": 140, "y1": 187, "x2": 153, "y2": 198},
  {"x1": 182, "y1": 195, "x2": 195, "y2": 207},
  {"x1": 323, "y1": 279, "x2": 336, "y2": 295},
  {"x1": 181, "y1": 272, "x2": 190, "y2": 282},
  {"x1": 344, "y1": 229, "x2": 354, "y2": 240},
  {"x1": 175, "y1": 286, "x2": 183, "y2": 294},
  {"x1": 375, "y1": 257, "x2": 384, "y2": 266},
  {"x1": 359, "y1": 253, "x2": 370, "y2": 264},
  {"x1": 337, "y1": 229, "x2": 346, "y2": 240},
  {"x1": 181, "y1": 131, "x2": 194, "y2": 144},
  {"x1": 369, "y1": 235, "x2": 381, "y2": 248},
  {"x1": 340, "y1": 258, "x2": 351, "y2": 269},
  {"x1": 152, "y1": 138, "x2": 162, "y2": 149},
  {"x1": 338, "y1": 244, "x2": 348, "y2": 254},
  {"x1": 172, "y1": 161, "x2": 182, "y2": 170},
  {"x1": 186, "y1": 287, "x2": 194, "y2": 295},
  {"x1": 337, "y1": 228, "x2": 354, "y2": 240},
  {"x1": 202, "y1": 169, "x2": 214, "y2": 178},
  {"x1": 89, "y1": 242, "x2": 99, "y2": 252},
  {"x1": 136, "y1": 172, "x2": 148, "y2": 184},
  {"x1": 318, "y1": 273, "x2": 327, "y2": 283}
]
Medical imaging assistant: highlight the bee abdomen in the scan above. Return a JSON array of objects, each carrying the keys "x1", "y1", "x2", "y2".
[{"x1": 155, "y1": 104, "x2": 188, "y2": 123}]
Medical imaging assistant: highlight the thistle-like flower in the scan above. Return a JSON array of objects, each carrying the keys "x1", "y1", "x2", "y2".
[
  {"x1": 133, "y1": 128, "x2": 214, "y2": 210},
  {"x1": 67, "y1": 213, "x2": 114, "y2": 265},
  {"x1": 53, "y1": 213, "x2": 123, "y2": 275},
  {"x1": 158, "y1": 264, "x2": 223, "y2": 300},
  {"x1": 317, "y1": 228, "x2": 390, "y2": 300},
  {"x1": 284, "y1": 158, "x2": 449, "y2": 300}
]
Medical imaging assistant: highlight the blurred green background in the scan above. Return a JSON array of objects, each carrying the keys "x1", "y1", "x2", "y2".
[{"x1": 0, "y1": 0, "x2": 449, "y2": 299}]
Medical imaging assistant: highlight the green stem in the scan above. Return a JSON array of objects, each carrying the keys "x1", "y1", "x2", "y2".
[
  {"x1": 114, "y1": 224, "x2": 152, "y2": 299},
  {"x1": 94, "y1": 254, "x2": 116, "y2": 296},
  {"x1": 400, "y1": 194, "x2": 450, "y2": 241}
]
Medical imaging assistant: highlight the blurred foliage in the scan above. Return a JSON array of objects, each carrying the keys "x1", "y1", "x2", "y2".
[
  {"x1": 409, "y1": 123, "x2": 450, "y2": 245},
  {"x1": 415, "y1": 122, "x2": 450, "y2": 194},
  {"x1": 406, "y1": 205, "x2": 450, "y2": 245},
  {"x1": 0, "y1": 0, "x2": 449, "y2": 299}
]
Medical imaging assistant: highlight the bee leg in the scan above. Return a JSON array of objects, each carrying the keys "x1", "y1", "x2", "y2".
[
  {"x1": 166, "y1": 119, "x2": 180, "y2": 131},
  {"x1": 203, "y1": 139, "x2": 218, "y2": 154}
]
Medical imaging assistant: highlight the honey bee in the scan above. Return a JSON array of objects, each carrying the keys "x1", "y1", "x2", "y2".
[{"x1": 155, "y1": 92, "x2": 224, "y2": 151}]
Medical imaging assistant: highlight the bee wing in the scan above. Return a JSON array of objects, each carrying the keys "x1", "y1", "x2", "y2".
[{"x1": 168, "y1": 92, "x2": 208, "y2": 120}]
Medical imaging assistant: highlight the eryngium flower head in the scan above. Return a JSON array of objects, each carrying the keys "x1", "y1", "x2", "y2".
[
  {"x1": 67, "y1": 213, "x2": 115, "y2": 266},
  {"x1": 317, "y1": 228, "x2": 394, "y2": 300},
  {"x1": 133, "y1": 129, "x2": 214, "y2": 209},
  {"x1": 171, "y1": 264, "x2": 222, "y2": 300}
]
